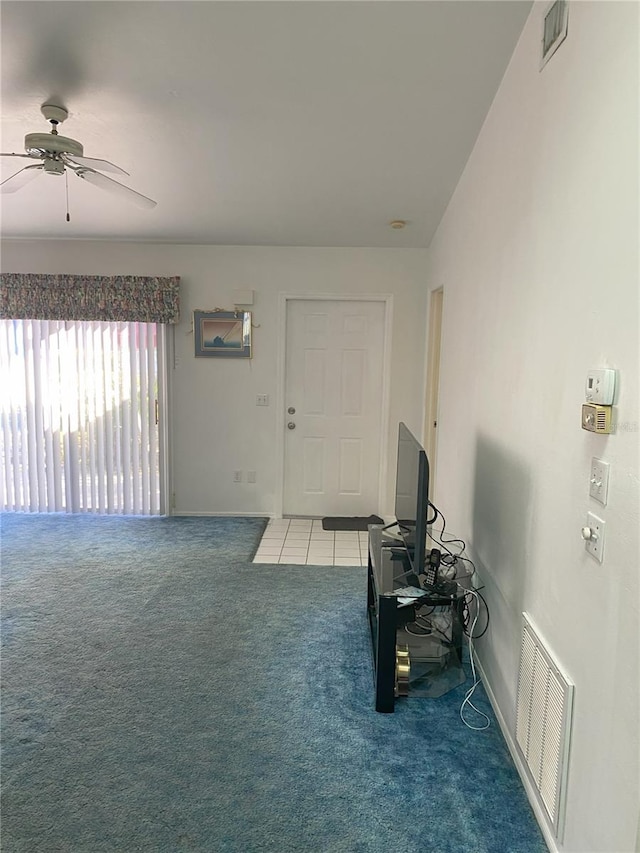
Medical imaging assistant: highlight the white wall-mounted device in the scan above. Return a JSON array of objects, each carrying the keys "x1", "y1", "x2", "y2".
[
  {"x1": 233, "y1": 290, "x2": 254, "y2": 306},
  {"x1": 585, "y1": 368, "x2": 616, "y2": 405},
  {"x1": 582, "y1": 512, "x2": 605, "y2": 562},
  {"x1": 589, "y1": 458, "x2": 610, "y2": 505},
  {"x1": 582, "y1": 369, "x2": 616, "y2": 433}
]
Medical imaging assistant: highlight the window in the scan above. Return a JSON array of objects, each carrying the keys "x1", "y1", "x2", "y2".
[{"x1": 0, "y1": 319, "x2": 167, "y2": 514}]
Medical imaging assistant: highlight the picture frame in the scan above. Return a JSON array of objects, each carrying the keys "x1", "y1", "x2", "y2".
[{"x1": 193, "y1": 310, "x2": 252, "y2": 359}]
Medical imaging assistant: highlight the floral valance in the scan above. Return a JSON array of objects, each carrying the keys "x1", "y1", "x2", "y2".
[{"x1": 0, "y1": 274, "x2": 180, "y2": 324}]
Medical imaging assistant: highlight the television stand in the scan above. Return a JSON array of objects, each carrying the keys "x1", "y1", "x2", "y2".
[{"x1": 366, "y1": 525, "x2": 469, "y2": 712}]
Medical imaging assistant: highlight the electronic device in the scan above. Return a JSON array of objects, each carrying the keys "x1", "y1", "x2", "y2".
[
  {"x1": 581, "y1": 403, "x2": 613, "y2": 434},
  {"x1": 585, "y1": 368, "x2": 616, "y2": 405},
  {"x1": 424, "y1": 548, "x2": 441, "y2": 588},
  {"x1": 394, "y1": 422, "x2": 430, "y2": 579}
]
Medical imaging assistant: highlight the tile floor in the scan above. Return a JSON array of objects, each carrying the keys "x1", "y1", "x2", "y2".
[{"x1": 253, "y1": 518, "x2": 368, "y2": 566}]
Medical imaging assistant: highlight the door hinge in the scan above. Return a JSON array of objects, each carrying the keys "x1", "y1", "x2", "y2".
[{"x1": 155, "y1": 399, "x2": 159, "y2": 425}]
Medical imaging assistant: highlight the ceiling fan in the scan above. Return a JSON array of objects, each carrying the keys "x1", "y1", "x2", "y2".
[{"x1": 0, "y1": 104, "x2": 156, "y2": 211}]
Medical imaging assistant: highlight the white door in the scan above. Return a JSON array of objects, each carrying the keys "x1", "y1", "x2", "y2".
[{"x1": 283, "y1": 299, "x2": 386, "y2": 517}]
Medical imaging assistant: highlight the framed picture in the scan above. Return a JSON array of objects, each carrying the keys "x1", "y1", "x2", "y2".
[{"x1": 194, "y1": 310, "x2": 252, "y2": 358}]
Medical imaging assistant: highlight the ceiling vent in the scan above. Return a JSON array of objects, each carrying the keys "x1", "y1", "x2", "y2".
[{"x1": 540, "y1": 0, "x2": 569, "y2": 70}]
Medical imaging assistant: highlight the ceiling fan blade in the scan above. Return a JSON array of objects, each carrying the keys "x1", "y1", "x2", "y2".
[
  {"x1": 1, "y1": 152, "x2": 39, "y2": 160},
  {"x1": 63, "y1": 154, "x2": 129, "y2": 176},
  {"x1": 1, "y1": 163, "x2": 43, "y2": 193},
  {"x1": 75, "y1": 168, "x2": 157, "y2": 209}
]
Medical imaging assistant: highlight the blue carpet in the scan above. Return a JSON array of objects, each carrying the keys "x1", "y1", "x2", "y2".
[{"x1": 1, "y1": 514, "x2": 547, "y2": 853}]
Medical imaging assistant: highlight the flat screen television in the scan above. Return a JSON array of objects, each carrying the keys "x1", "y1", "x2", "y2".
[{"x1": 394, "y1": 422, "x2": 429, "y2": 578}]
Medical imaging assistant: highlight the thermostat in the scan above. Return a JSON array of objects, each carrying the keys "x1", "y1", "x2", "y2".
[
  {"x1": 582, "y1": 403, "x2": 613, "y2": 434},
  {"x1": 585, "y1": 369, "x2": 616, "y2": 405}
]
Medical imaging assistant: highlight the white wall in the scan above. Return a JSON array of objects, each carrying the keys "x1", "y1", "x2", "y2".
[
  {"x1": 2, "y1": 6, "x2": 637, "y2": 847},
  {"x1": 0, "y1": 241, "x2": 428, "y2": 516},
  {"x1": 426, "y1": 3, "x2": 639, "y2": 852}
]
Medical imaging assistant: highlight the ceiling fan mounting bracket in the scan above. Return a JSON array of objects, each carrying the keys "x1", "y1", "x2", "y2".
[{"x1": 41, "y1": 104, "x2": 68, "y2": 125}]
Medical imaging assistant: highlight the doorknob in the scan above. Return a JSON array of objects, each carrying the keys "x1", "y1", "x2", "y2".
[
  {"x1": 288, "y1": 407, "x2": 296, "y2": 415},
  {"x1": 287, "y1": 422, "x2": 296, "y2": 430}
]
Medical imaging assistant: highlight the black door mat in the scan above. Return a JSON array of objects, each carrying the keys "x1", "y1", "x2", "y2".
[{"x1": 322, "y1": 515, "x2": 383, "y2": 531}]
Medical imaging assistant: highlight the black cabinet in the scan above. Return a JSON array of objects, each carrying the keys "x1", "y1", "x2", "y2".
[{"x1": 367, "y1": 525, "x2": 469, "y2": 713}]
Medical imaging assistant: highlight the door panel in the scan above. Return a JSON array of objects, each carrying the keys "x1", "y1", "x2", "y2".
[
  {"x1": 304, "y1": 350, "x2": 326, "y2": 413},
  {"x1": 303, "y1": 437, "x2": 325, "y2": 493},
  {"x1": 338, "y1": 438, "x2": 363, "y2": 494},
  {"x1": 341, "y1": 350, "x2": 365, "y2": 414},
  {"x1": 283, "y1": 299, "x2": 385, "y2": 517}
]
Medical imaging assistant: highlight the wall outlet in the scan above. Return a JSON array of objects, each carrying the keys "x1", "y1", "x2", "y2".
[
  {"x1": 583, "y1": 512, "x2": 605, "y2": 562},
  {"x1": 247, "y1": 470, "x2": 256, "y2": 483},
  {"x1": 256, "y1": 394, "x2": 269, "y2": 406},
  {"x1": 233, "y1": 470, "x2": 243, "y2": 483},
  {"x1": 589, "y1": 458, "x2": 610, "y2": 505}
]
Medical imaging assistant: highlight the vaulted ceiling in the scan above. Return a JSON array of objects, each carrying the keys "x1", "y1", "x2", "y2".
[{"x1": 1, "y1": 1, "x2": 531, "y2": 247}]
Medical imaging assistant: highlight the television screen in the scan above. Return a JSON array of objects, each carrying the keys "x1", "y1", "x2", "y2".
[{"x1": 394, "y1": 422, "x2": 429, "y2": 577}]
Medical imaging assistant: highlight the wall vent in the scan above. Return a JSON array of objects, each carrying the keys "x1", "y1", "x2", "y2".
[
  {"x1": 515, "y1": 613, "x2": 574, "y2": 840},
  {"x1": 540, "y1": 0, "x2": 569, "y2": 69}
]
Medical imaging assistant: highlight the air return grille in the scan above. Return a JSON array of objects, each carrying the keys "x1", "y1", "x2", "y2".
[
  {"x1": 540, "y1": 0, "x2": 569, "y2": 69},
  {"x1": 515, "y1": 613, "x2": 573, "y2": 840}
]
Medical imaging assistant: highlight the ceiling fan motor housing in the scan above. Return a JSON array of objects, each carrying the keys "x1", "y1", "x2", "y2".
[{"x1": 24, "y1": 133, "x2": 84, "y2": 158}]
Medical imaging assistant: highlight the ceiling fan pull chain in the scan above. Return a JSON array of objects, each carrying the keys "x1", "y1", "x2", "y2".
[{"x1": 65, "y1": 169, "x2": 70, "y2": 222}]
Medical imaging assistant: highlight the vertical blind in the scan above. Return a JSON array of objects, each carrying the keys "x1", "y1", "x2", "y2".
[{"x1": 0, "y1": 319, "x2": 163, "y2": 514}]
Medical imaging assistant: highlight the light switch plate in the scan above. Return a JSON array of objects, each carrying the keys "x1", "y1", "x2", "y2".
[
  {"x1": 584, "y1": 512, "x2": 605, "y2": 562},
  {"x1": 589, "y1": 458, "x2": 610, "y2": 505}
]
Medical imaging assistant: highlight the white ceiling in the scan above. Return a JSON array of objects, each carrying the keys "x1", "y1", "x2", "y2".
[{"x1": 1, "y1": 1, "x2": 531, "y2": 248}]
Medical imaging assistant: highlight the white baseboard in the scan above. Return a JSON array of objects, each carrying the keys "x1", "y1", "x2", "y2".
[
  {"x1": 474, "y1": 654, "x2": 558, "y2": 853},
  {"x1": 170, "y1": 511, "x2": 271, "y2": 518}
]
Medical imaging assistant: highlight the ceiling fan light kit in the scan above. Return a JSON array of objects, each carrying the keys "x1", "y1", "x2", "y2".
[
  {"x1": 42, "y1": 159, "x2": 65, "y2": 176},
  {"x1": 1, "y1": 103, "x2": 156, "y2": 211}
]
